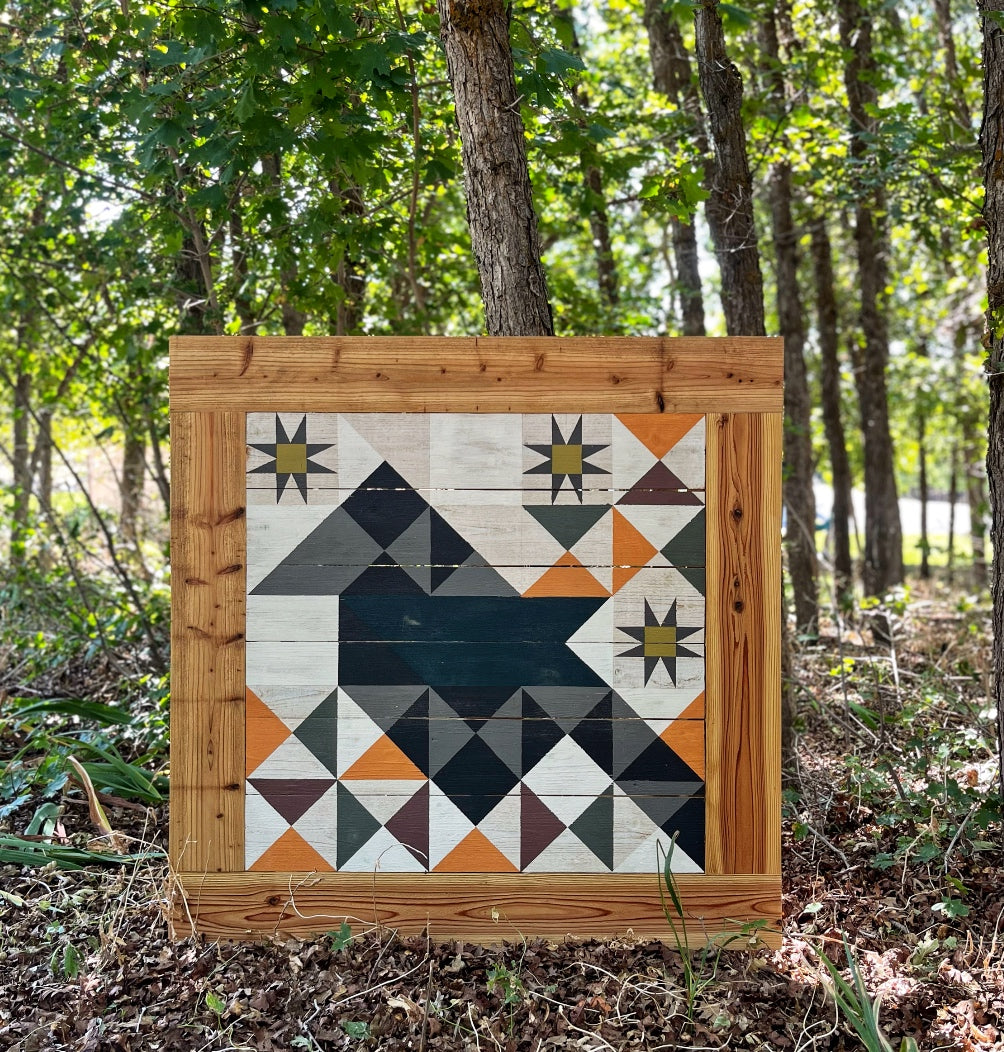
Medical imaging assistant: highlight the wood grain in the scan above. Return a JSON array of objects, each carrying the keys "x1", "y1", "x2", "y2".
[
  {"x1": 704, "y1": 413, "x2": 782, "y2": 876},
  {"x1": 170, "y1": 336, "x2": 782, "y2": 413},
  {"x1": 172, "y1": 871, "x2": 781, "y2": 947},
  {"x1": 169, "y1": 412, "x2": 246, "y2": 873}
]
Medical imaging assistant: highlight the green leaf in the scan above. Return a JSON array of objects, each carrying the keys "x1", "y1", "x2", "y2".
[
  {"x1": 537, "y1": 47, "x2": 585, "y2": 78},
  {"x1": 235, "y1": 81, "x2": 257, "y2": 123},
  {"x1": 205, "y1": 990, "x2": 226, "y2": 1015}
]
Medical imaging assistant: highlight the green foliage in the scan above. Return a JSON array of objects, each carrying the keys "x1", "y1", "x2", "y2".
[{"x1": 817, "y1": 934, "x2": 919, "y2": 1052}]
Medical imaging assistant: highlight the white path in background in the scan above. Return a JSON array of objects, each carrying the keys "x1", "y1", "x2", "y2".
[{"x1": 812, "y1": 481, "x2": 973, "y2": 537}]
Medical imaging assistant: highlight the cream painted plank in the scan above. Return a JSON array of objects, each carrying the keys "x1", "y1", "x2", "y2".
[
  {"x1": 246, "y1": 595, "x2": 339, "y2": 641},
  {"x1": 245, "y1": 641, "x2": 338, "y2": 685}
]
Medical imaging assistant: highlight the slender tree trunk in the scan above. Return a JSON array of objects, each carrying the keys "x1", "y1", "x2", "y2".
[
  {"x1": 980, "y1": 0, "x2": 1004, "y2": 815},
  {"x1": 332, "y1": 182, "x2": 367, "y2": 335},
  {"x1": 966, "y1": 444, "x2": 989, "y2": 585},
  {"x1": 838, "y1": 0, "x2": 903, "y2": 598},
  {"x1": 11, "y1": 367, "x2": 31, "y2": 565},
  {"x1": 762, "y1": 7, "x2": 817, "y2": 638},
  {"x1": 810, "y1": 217, "x2": 854, "y2": 599},
  {"x1": 947, "y1": 443, "x2": 958, "y2": 583},
  {"x1": 261, "y1": 152, "x2": 307, "y2": 336},
  {"x1": 693, "y1": 0, "x2": 765, "y2": 336},
  {"x1": 643, "y1": 0, "x2": 706, "y2": 334},
  {"x1": 437, "y1": 0, "x2": 553, "y2": 336},
  {"x1": 120, "y1": 428, "x2": 146, "y2": 549},
  {"x1": 918, "y1": 412, "x2": 930, "y2": 579},
  {"x1": 230, "y1": 206, "x2": 256, "y2": 334}
]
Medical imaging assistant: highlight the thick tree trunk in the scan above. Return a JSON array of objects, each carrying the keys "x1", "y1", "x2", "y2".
[
  {"x1": 693, "y1": 0, "x2": 765, "y2": 336},
  {"x1": 437, "y1": 0, "x2": 553, "y2": 336},
  {"x1": 762, "y1": 8, "x2": 817, "y2": 639},
  {"x1": 838, "y1": 0, "x2": 903, "y2": 597},
  {"x1": 643, "y1": 0, "x2": 706, "y2": 335},
  {"x1": 981, "y1": 0, "x2": 1004, "y2": 816},
  {"x1": 810, "y1": 220, "x2": 854, "y2": 599}
]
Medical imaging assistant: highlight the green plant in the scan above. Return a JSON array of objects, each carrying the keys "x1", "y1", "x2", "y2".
[
  {"x1": 327, "y1": 920, "x2": 353, "y2": 951},
  {"x1": 342, "y1": 1020, "x2": 370, "y2": 1040},
  {"x1": 487, "y1": 960, "x2": 526, "y2": 1006},
  {"x1": 817, "y1": 933, "x2": 919, "y2": 1052}
]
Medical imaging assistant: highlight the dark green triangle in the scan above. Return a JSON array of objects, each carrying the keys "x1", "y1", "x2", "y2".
[
  {"x1": 677, "y1": 564, "x2": 706, "y2": 595},
  {"x1": 661, "y1": 509, "x2": 705, "y2": 569},
  {"x1": 295, "y1": 689, "x2": 338, "y2": 777},
  {"x1": 525, "y1": 505, "x2": 608, "y2": 551},
  {"x1": 337, "y1": 783, "x2": 381, "y2": 868},
  {"x1": 569, "y1": 788, "x2": 614, "y2": 869}
]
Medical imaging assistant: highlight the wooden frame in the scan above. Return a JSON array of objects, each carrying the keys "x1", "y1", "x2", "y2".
[{"x1": 169, "y1": 336, "x2": 782, "y2": 945}]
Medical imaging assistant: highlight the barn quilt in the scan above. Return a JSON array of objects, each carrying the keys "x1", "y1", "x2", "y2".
[{"x1": 243, "y1": 412, "x2": 707, "y2": 874}]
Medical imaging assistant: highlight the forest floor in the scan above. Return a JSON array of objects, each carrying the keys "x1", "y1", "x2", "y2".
[{"x1": 1, "y1": 584, "x2": 1002, "y2": 1051}]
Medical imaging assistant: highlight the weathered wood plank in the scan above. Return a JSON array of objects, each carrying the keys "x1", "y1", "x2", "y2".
[
  {"x1": 172, "y1": 871, "x2": 782, "y2": 946},
  {"x1": 704, "y1": 413, "x2": 782, "y2": 876},
  {"x1": 169, "y1": 412, "x2": 246, "y2": 873},
  {"x1": 170, "y1": 336, "x2": 783, "y2": 413}
]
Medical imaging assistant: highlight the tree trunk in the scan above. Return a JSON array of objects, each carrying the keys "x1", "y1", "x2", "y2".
[
  {"x1": 918, "y1": 411, "x2": 930, "y2": 579},
  {"x1": 947, "y1": 442, "x2": 958, "y2": 584},
  {"x1": 643, "y1": 0, "x2": 706, "y2": 335},
  {"x1": 11, "y1": 368, "x2": 31, "y2": 565},
  {"x1": 838, "y1": 0, "x2": 903, "y2": 597},
  {"x1": 262, "y1": 152, "x2": 307, "y2": 336},
  {"x1": 693, "y1": 0, "x2": 765, "y2": 336},
  {"x1": 332, "y1": 181, "x2": 366, "y2": 335},
  {"x1": 980, "y1": 0, "x2": 1004, "y2": 816},
  {"x1": 437, "y1": 0, "x2": 553, "y2": 336},
  {"x1": 120, "y1": 428, "x2": 146, "y2": 549},
  {"x1": 761, "y1": 7, "x2": 817, "y2": 638},
  {"x1": 966, "y1": 443, "x2": 989, "y2": 586},
  {"x1": 810, "y1": 217, "x2": 854, "y2": 599}
]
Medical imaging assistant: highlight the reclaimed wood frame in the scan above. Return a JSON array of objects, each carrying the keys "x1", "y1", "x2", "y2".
[{"x1": 169, "y1": 336, "x2": 782, "y2": 945}]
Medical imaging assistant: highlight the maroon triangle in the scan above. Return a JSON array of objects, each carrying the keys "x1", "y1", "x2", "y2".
[
  {"x1": 617, "y1": 461, "x2": 703, "y2": 505},
  {"x1": 520, "y1": 784, "x2": 566, "y2": 869},
  {"x1": 248, "y1": 778, "x2": 335, "y2": 825},
  {"x1": 386, "y1": 783, "x2": 430, "y2": 868}
]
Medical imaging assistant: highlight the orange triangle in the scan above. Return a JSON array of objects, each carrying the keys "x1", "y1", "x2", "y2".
[
  {"x1": 522, "y1": 551, "x2": 609, "y2": 597},
  {"x1": 617, "y1": 413, "x2": 703, "y2": 460},
  {"x1": 433, "y1": 828, "x2": 518, "y2": 873},
  {"x1": 249, "y1": 826, "x2": 333, "y2": 872},
  {"x1": 341, "y1": 734, "x2": 426, "y2": 780},
  {"x1": 661, "y1": 712, "x2": 705, "y2": 781},
  {"x1": 611, "y1": 509, "x2": 658, "y2": 593},
  {"x1": 679, "y1": 691, "x2": 705, "y2": 720},
  {"x1": 245, "y1": 687, "x2": 292, "y2": 776}
]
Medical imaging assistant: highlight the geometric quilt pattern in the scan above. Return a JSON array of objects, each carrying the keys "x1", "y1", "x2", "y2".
[{"x1": 245, "y1": 413, "x2": 707, "y2": 873}]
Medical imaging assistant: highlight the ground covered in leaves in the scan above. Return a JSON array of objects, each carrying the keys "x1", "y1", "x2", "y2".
[{"x1": 2, "y1": 586, "x2": 1003, "y2": 1051}]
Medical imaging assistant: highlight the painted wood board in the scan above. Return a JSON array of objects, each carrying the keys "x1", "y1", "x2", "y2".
[
  {"x1": 169, "y1": 336, "x2": 782, "y2": 945},
  {"x1": 244, "y1": 412, "x2": 707, "y2": 875}
]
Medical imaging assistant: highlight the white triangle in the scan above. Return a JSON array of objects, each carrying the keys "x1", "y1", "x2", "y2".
[
  {"x1": 248, "y1": 685, "x2": 336, "y2": 733},
  {"x1": 337, "y1": 415, "x2": 386, "y2": 490},
  {"x1": 246, "y1": 504, "x2": 339, "y2": 590},
  {"x1": 567, "y1": 596, "x2": 614, "y2": 645},
  {"x1": 522, "y1": 736, "x2": 609, "y2": 820},
  {"x1": 336, "y1": 690, "x2": 384, "y2": 777},
  {"x1": 566, "y1": 510, "x2": 614, "y2": 593},
  {"x1": 247, "y1": 734, "x2": 334, "y2": 781},
  {"x1": 615, "y1": 686, "x2": 704, "y2": 721},
  {"x1": 611, "y1": 416, "x2": 658, "y2": 492},
  {"x1": 615, "y1": 829, "x2": 703, "y2": 874},
  {"x1": 340, "y1": 824, "x2": 426, "y2": 873},
  {"x1": 523, "y1": 827, "x2": 605, "y2": 872},
  {"x1": 662, "y1": 418, "x2": 705, "y2": 490},
  {"x1": 615, "y1": 504, "x2": 705, "y2": 558},
  {"x1": 475, "y1": 788, "x2": 521, "y2": 868},
  {"x1": 344, "y1": 414, "x2": 431, "y2": 490},
  {"x1": 244, "y1": 785, "x2": 290, "y2": 869},
  {"x1": 427, "y1": 784, "x2": 475, "y2": 869},
  {"x1": 342, "y1": 783, "x2": 426, "y2": 824},
  {"x1": 612, "y1": 792, "x2": 663, "y2": 869},
  {"x1": 293, "y1": 783, "x2": 340, "y2": 869}
]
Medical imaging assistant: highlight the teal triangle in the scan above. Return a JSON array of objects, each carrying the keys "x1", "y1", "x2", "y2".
[
  {"x1": 336, "y1": 783, "x2": 381, "y2": 868},
  {"x1": 569, "y1": 787, "x2": 614, "y2": 869},
  {"x1": 677, "y1": 564, "x2": 706, "y2": 595},
  {"x1": 525, "y1": 505, "x2": 608, "y2": 551},
  {"x1": 660, "y1": 509, "x2": 705, "y2": 571},
  {"x1": 295, "y1": 689, "x2": 338, "y2": 777}
]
